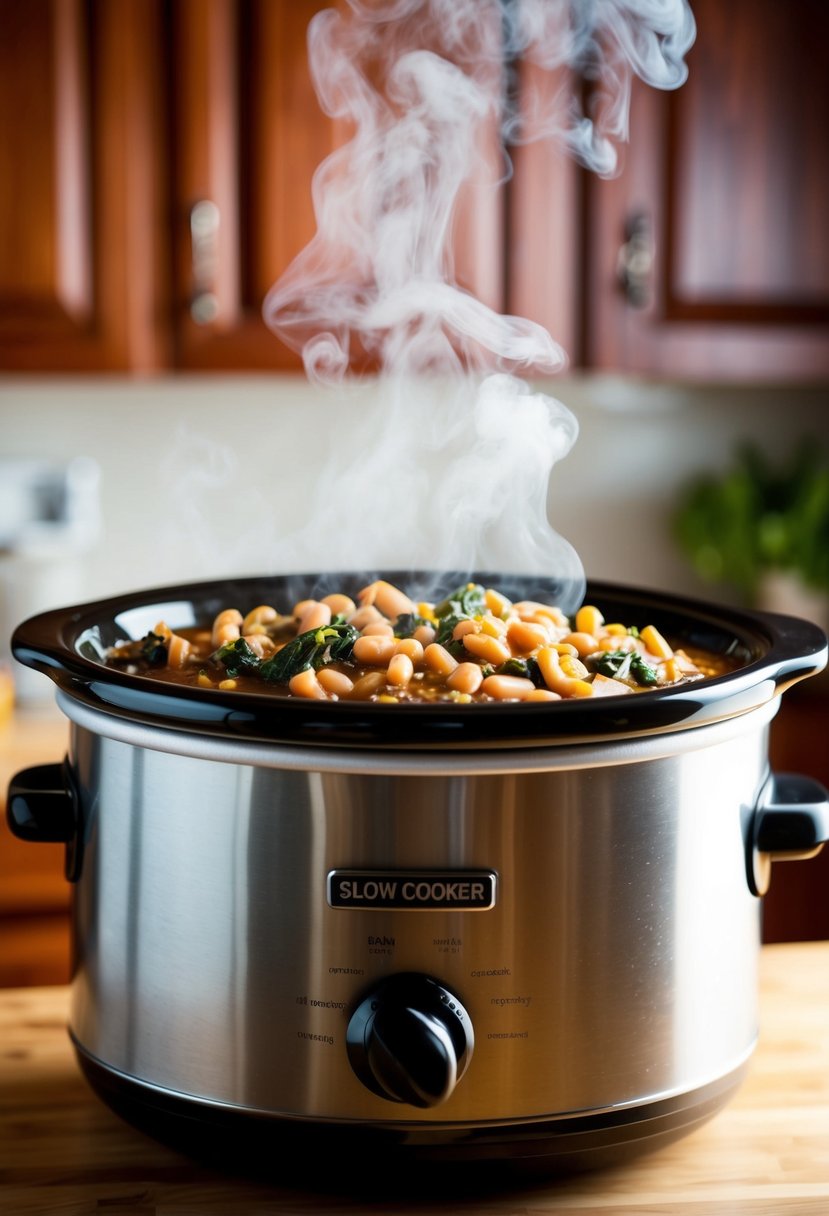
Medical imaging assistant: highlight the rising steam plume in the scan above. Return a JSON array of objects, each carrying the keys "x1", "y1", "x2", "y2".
[{"x1": 262, "y1": 0, "x2": 695, "y2": 609}]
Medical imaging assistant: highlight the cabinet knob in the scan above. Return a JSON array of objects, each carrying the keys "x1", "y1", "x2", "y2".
[
  {"x1": 617, "y1": 212, "x2": 654, "y2": 308},
  {"x1": 189, "y1": 200, "x2": 220, "y2": 324}
]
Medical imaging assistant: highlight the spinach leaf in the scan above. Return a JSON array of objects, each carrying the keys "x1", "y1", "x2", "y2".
[
  {"x1": 140, "y1": 631, "x2": 168, "y2": 666},
  {"x1": 496, "y1": 657, "x2": 544, "y2": 687},
  {"x1": 589, "y1": 649, "x2": 658, "y2": 686},
  {"x1": 259, "y1": 619, "x2": 359, "y2": 683},
  {"x1": 433, "y1": 583, "x2": 487, "y2": 620},
  {"x1": 393, "y1": 612, "x2": 432, "y2": 638},
  {"x1": 433, "y1": 613, "x2": 467, "y2": 648},
  {"x1": 432, "y1": 583, "x2": 488, "y2": 649},
  {"x1": 210, "y1": 637, "x2": 262, "y2": 677},
  {"x1": 109, "y1": 630, "x2": 168, "y2": 666}
]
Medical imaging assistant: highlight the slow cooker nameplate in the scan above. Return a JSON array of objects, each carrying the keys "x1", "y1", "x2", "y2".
[{"x1": 327, "y1": 870, "x2": 497, "y2": 910}]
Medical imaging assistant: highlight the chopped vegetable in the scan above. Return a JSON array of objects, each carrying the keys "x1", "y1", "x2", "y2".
[
  {"x1": 433, "y1": 583, "x2": 487, "y2": 620},
  {"x1": 259, "y1": 618, "x2": 359, "y2": 683},
  {"x1": 496, "y1": 656, "x2": 544, "y2": 687},
  {"x1": 210, "y1": 637, "x2": 262, "y2": 677},
  {"x1": 393, "y1": 612, "x2": 433, "y2": 638},
  {"x1": 109, "y1": 630, "x2": 169, "y2": 666},
  {"x1": 588, "y1": 649, "x2": 658, "y2": 686},
  {"x1": 431, "y1": 583, "x2": 489, "y2": 652}
]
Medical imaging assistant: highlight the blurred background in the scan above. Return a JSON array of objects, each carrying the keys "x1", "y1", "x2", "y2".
[{"x1": 1, "y1": 0, "x2": 828, "y2": 976}]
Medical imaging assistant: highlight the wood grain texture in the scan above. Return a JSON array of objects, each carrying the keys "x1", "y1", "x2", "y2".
[
  {"x1": 0, "y1": 707, "x2": 71, "y2": 987},
  {"x1": 581, "y1": 0, "x2": 829, "y2": 381},
  {"x1": 0, "y1": 0, "x2": 170, "y2": 371},
  {"x1": 0, "y1": 943, "x2": 827, "y2": 1214}
]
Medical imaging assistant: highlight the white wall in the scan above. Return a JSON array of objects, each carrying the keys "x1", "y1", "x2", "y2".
[{"x1": 2, "y1": 372, "x2": 827, "y2": 621}]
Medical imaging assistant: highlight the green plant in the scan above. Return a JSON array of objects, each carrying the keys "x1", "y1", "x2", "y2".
[{"x1": 672, "y1": 439, "x2": 829, "y2": 603}]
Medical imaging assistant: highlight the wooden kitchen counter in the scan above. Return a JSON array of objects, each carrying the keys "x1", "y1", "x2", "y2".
[{"x1": 0, "y1": 943, "x2": 827, "y2": 1215}]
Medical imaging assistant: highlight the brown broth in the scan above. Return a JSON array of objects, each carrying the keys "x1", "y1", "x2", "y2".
[{"x1": 105, "y1": 580, "x2": 740, "y2": 704}]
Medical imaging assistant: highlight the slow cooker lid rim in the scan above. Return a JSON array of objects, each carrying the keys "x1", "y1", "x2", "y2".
[
  {"x1": 18, "y1": 573, "x2": 818, "y2": 667},
  {"x1": 11, "y1": 575, "x2": 826, "y2": 749}
]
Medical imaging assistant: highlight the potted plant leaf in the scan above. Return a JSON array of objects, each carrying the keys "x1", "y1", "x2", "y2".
[{"x1": 671, "y1": 438, "x2": 829, "y2": 630}]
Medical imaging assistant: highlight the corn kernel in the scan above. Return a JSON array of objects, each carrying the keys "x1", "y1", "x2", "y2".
[
  {"x1": 575, "y1": 605, "x2": 604, "y2": 635},
  {"x1": 560, "y1": 655, "x2": 589, "y2": 679},
  {"x1": 641, "y1": 624, "x2": 673, "y2": 660},
  {"x1": 480, "y1": 615, "x2": 506, "y2": 639},
  {"x1": 485, "y1": 588, "x2": 511, "y2": 617}
]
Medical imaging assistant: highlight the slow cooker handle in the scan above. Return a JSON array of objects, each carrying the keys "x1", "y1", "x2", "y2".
[
  {"x1": 747, "y1": 772, "x2": 829, "y2": 897},
  {"x1": 6, "y1": 761, "x2": 83, "y2": 882}
]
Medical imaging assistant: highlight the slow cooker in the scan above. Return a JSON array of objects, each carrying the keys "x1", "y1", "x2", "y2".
[{"x1": 7, "y1": 572, "x2": 829, "y2": 1182}]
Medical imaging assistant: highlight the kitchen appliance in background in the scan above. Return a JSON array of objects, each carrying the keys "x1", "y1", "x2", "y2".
[
  {"x1": 0, "y1": 457, "x2": 100, "y2": 704},
  {"x1": 6, "y1": 572, "x2": 828, "y2": 1185}
]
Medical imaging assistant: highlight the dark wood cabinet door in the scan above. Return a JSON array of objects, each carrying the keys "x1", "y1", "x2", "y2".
[
  {"x1": 170, "y1": 0, "x2": 330, "y2": 370},
  {"x1": 0, "y1": 0, "x2": 170, "y2": 372},
  {"x1": 581, "y1": 0, "x2": 829, "y2": 381},
  {"x1": 169, "y1": 0, "x2": 505, "y2": 372}
]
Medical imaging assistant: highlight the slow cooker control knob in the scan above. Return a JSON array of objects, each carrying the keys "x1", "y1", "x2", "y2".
[{"x1": 346, "y1": 973, "x2": 474, "y2": 1108}]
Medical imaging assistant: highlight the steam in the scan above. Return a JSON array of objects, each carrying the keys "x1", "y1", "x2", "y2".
[{"x1": 261, "y1": 0, "x2": 695, "y2": 610}]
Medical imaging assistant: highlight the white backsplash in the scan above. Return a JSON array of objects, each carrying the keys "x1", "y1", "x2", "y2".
[{"x1": 2, "y1": 372, "x2": 828, "y2": 615}]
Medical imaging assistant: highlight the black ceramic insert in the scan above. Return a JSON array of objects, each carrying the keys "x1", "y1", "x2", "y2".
[{"x1": 11, "y1": 571, "x2": 828, "y2": 749}]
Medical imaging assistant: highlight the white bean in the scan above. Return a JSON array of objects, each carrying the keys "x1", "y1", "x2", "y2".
[
  {"x1": 387, "y1": 653, "x2": 414, "y2": 687},
  {"x1": 298, "y1": 601, "x2": 332, "y2": 634},
  {"x1": 481, "y1": 674, "x2": 536, "y2": 701}
]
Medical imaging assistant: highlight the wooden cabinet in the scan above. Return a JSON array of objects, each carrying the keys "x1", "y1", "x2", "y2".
[
  {"x1": 0, "y1": 0, "x2": 170, "y2": 372},
  {"x1": 578, "y1": 0, "x2": 829, "y2": 381},
  {"x1": 0, "y1": 0, "x2": 346, "y2": 373},
  {"x1": 169, "y1": 0, "x2": 503, "y2": 371},
  {"x1": 0, "y1": 0, "x2": 502, "y2": 374},
  {"x1": 169, "y1": 0, "x2": 338, "y2": 370},
  {"x1": 3, "y1": 0, "x2": 821, "y2": 376},
  {"x1": 1, "y1": 0, "x2": 827, "y2": 377}
]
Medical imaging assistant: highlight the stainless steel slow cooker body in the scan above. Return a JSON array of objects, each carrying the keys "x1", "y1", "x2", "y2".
[{"x1": 8, "y1": 574, "x2": 829, "y2": 1174}]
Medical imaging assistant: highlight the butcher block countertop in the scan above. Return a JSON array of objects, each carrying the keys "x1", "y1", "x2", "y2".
[{"x1": 1, "y1": 943, "x2": 827, "y2": 1215}]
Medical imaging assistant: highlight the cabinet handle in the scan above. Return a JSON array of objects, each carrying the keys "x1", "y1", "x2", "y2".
[
  {"x1": 189, "y1": 200, "x2": 220, "y2": 324},
  {"x1": 616, "y1": 212, "x2": 654, "y2": 309}
]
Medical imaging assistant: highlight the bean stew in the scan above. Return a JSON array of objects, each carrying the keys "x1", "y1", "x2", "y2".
[{"x1": 104, "y1": 578, "x2": 739, "y2": 703}]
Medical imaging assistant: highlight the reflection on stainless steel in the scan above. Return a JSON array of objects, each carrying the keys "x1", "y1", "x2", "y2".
[{"x1": 68, "y1": 700, "x2": 771, "y2": 1126}]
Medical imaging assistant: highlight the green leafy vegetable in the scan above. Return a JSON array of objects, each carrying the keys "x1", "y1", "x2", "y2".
[
  {"x1": 496, "y1": 657, "x2": 544, "y2": 687},
  {"x1": 210, "y1": 637, "x2": 262, "y2": 677},
  {"x1": 259, "y1": 618, "x2": 359, "y2": 683},
  {"x1": 433, "y1": 614, "x2": 468, "y2": 649},
  {"x1": 433, "y1": 583, "x2": 487, "y2": 620},
  {"x1": 393, "y1": 612, "x2": 432, "y2": 638},
  {"x1": 432, "y1": 583, "x2": 488, "y2": 651},
  {"x1": 107, "y1": 630, "x2": 168, "y2": 666},
  {"x1": 589, "y1": 649, "x2": 657, "y2": 686},
  {"x1": 140, "y1": 631, "x2": 168, "y2": 666}
]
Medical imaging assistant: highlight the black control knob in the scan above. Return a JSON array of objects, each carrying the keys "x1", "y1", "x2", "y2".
[{"x1": 346, "y1": 973, "x2": 474, "y2": 1108}]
